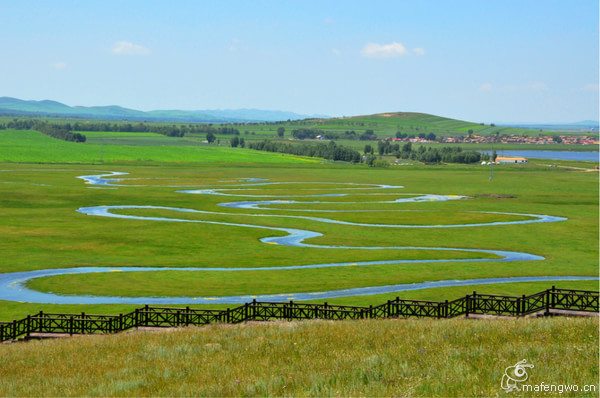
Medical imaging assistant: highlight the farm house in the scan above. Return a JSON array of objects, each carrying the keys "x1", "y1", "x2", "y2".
[{"x1": 495, "y1": 156, "x2": 528, "y2": 164}]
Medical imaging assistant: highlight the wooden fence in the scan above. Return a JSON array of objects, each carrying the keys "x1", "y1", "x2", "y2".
[{"x1": 1, "y1": 286, "x2": 598, "y2": 342}]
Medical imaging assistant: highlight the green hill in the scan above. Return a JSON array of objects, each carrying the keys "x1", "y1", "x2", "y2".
[{"x1": 297, "y1": 112, "x2": 535, "y2": 138}]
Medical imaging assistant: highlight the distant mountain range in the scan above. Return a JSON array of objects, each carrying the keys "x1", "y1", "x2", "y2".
[{"x1": 0, "y1": 97, "x2": 328, "y2": 123}]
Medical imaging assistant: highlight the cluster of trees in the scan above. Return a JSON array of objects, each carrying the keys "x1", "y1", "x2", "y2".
[
  {"x1": 290, "y1": 129, "x2": 330, "y2": 140},
  {"x1": 397, "y1": 143, "x2": 482, "y2": 163},
  {"x1": 291, "y1": 128, "x2": 378, "y2": 141},
  {"x1": 33, "y1": 122, "x2": 86, "y2": 143},
  {"x1": 395, "y1": 131, "x2": 437, "y2": 141},
  {"x1": 2, "y1": 119, "x2": 245, "y2": 138},
  {"x1": 364, "y1": 142, "x2": 482, "y2": 164},
  {"x1": 230, "y1": 136, "x2": 246, "y2": 148},
  {"x1": 247, "y1": 140, "x2": 361, "y2": 163},
  {"x1": 0, "y1": 119, "x2": 37, "y2": 130},
  {"x1": 358, "y1": 129, "x2": 378, "y2": 140},
  {"x1": 0, "y1": 120, "x2": 85, "y2": 142}
]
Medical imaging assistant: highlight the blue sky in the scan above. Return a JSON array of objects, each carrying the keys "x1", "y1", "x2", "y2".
[{"x1": 1, "y1": 1, "x2": 598, "y2": 123}]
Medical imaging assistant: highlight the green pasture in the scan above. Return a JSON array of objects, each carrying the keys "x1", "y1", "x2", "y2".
[
  {"x1": 0, "y1": 148, "x2": 598, "y2": 320},
  {"x1": 0, "y1": 129, "x2": 317, "y2": 164}
]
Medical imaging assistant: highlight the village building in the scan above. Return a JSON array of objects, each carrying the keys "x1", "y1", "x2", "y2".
[{"x1": 495, "y1": 156, "x2": 528, "y2": 164}]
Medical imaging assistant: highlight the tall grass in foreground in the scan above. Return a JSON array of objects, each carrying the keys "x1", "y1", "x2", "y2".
[{"x1": 0, "y1": 317, "x2": 597, "y2": 397}]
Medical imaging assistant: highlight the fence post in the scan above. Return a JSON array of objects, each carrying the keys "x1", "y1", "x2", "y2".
[
  {"x1": 69, "y1": 316, "x2": 74, "y2": 336},
  {"x1": 226, "y1": 308, "x2": 230, "y2": 324},
  {"x1": 521, "y1": 294, "x2": 526, "y2": 316},
  {"x1": 444, "y1": 300, "x2": 449, "y2": 318},
  {"x1": 185, "y1": 306, "x2": 190, "y2": 326},
  {"x1": 387, "y1": 300, "x2": 391, "y2": 318},
  {"x1": 39, "y1": 311, "x2": 44, "y2": 333},
  {"x1": 26, "y1": 315, "x2": 31, "y2": 338},
  {"x1": 465, "y1": 294, "x2": 469, "y2": 317},
  {"x1": 369, "y1": 305, "x2": 373, "y2": 319},
  {"x1": 144, "y1": 304, "x2": 149, "y2": 326},
  {"x1": 551, "y1": 285, "x2": 556, "y2": 309},
  {"x1": 12, "y1": 320, "x2": 17, "y2": 340},
  {"x1": 244, "y1": 303, "x2": 248, "y2": 321}
]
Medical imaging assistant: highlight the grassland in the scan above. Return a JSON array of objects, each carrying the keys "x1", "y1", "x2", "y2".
[
  {"x1": 0, "y1": 129, "x2": 318, "y2": 164},
  {"x1": 1, "y1": 317, "x2": 597, "y2": 397},
  {"x1": 0, "y1": 153, "x2": 597, "y2": 319},
  {"x1": 0, "y1": 123, "x2": 598, "y2": 398}
]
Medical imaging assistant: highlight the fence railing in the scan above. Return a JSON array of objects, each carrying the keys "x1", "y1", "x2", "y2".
[{"x1": 1, "y1": 286, "x2": 597, "y2": 342}]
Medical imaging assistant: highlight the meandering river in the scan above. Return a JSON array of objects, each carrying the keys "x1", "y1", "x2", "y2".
[{"x1": 0, "y1": 171, "x2": 595, "y2": 304}]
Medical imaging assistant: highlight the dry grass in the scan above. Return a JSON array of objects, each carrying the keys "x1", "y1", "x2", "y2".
[{"x1": 0, "y1": 317, "x2": 597, "y2": 397}]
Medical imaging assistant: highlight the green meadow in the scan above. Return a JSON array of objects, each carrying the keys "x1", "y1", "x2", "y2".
[
  {"x1": 0, "y1": 127, "x2": 598, "y2": 320},
  {"x1": 0, "y1": 129, "x2": 318, "y2": 164},
  {"x1": 0, "y1": 125, "x2": 598, "y2": 397}
]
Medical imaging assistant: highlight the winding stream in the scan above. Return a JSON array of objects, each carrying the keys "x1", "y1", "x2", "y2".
[{"x1": 1, "y1": 171, "x2": 594, "y2": 304}]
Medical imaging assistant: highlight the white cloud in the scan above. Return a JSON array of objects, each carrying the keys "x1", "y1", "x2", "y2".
[
  {"x1": 361, "y1": 42, "x2": 410, "y2": 58},
  {"x1": 479, "y1": 83, "x2": 493, "y2": 91},
  {"x1": 51, "y1": 62, "x2": 67, "y2": 70},
  {"x1": 112, "y1": 41, "x2": 151, "y2": 55},
  {"x1": 582, "y1": 83, "x2": 599, "y2": 91},
  {"x1": 332, "y1": 48, "x2": 341, "y2": 56},
  {"x1": 413, "y1": 47, "x2": 426, "y2": 56}
]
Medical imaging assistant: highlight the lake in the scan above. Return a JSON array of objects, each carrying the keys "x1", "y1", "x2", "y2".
[{"x1": 482, "y1": 150, "x2": 598, "y2": 162}]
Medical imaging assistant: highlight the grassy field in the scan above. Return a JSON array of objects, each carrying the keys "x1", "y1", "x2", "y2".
[
  {"x1": 0, "y1": 129, "x2": 318, "y2": 164},
  {"x1": 0, "y1": 126, "x2": 598, "y2": 397},
  {"x1": 1, "y1": 317, "x2": 597, "y2": 397},
  {"x1": 0, "y1": 153, "x2": 597, "y2": 319}
]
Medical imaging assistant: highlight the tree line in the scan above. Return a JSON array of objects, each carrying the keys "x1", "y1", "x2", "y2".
[
  {"x1": 0, "y1": 120, "x2": 85, "y2": 142},
  {"x1": 364, "y1": 141, "x2": 483, "y2": 164},
  {"x1": 0, "y1": 118, "x2": 245, "y2": 138},
  {"x1": 291, "y1": 128, "x2": 378, "y2": 141},
  {"x1": 247, "y1": 140, "x2": 361, "y2": 163}
]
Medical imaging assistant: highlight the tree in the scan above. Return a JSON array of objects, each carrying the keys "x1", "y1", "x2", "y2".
[
  {"x1": 230, "y1": 136, "x2": 240, "y2": 147},
  {"x1": 364, "y1": 144, "x2": 373, "y2": 154},
  {"x1": 206, "y1": 132, "x2": 216, "y2": 143},
  {"x1": 277, "y1": 127, "x2": 285, "y2": 137},
  {"x1": 365, "y1": 154, "x2": 376, "y2": 166}
]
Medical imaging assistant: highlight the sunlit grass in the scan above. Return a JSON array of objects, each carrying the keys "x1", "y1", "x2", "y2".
[{"x1": 0, "y1": 317, "x2": 597, "y2": 397}]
